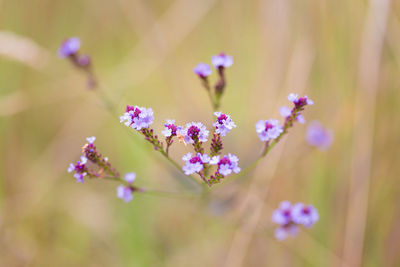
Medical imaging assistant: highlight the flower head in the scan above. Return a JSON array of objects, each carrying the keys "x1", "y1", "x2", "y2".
[
  {"x1": 255, "y1": 119, "x2": 283, "y2": 142},
  {"x1": 58, "y1": 37, "x2": 81, "y2": 58},
  {"x1": 210, "y1": 153, "x2": 241, "y2": 176},
  {"x1": 211, "y1": 53, "x2": 233, "y2": 69},
  {"x1": 124, "y1": 172, "x2": 136, "y2": 183},
  {"x1": 193, "y1": 63, "x2": 212, "y2": 78},
  {"x1": 272, "y1": 201, "x2": 319, "y2": 241},
  {"x1": 68, "y1": 156, "x2": 88, "y2": 183},
  {"x1": 306, "y1": 121, "x2": 333, "y2": 150},
  {"x1": 120, "y1": 105, "x2": 154, "y2": 130},
  {"x1": 291, "y1": 203, "x2": 319, "y2": 228},
  {"x1": 213, "y1": 112, "x2": 236, "y2": 136},
  {"x1": 182, "y1": 152, "x2": 210, "y2": 175},
  {"x1": 117, "y1": 185, "x2": 133, "y2": 202},
  {"x1": 86, "y1": 136, "x2": 96, "y2": 144},
  {"x1": 181, "y1": 122, "x2": 209, "y2": 144},
  {"x1": 274, "y1": 224, "x2": 299, "y2": 241},
  {"x1": 288, "y1": 93, "x2": 314, "y2": 107},
  {"x1": 272, "y1": 201, "x2": 293, "y2": 225},
  {"x1": 162, "y1": 119, "x2": 182, "y2": 137}
]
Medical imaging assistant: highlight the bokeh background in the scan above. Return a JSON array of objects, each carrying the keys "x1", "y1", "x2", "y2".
[{"x1": 1, "y1": 0, "x2": 399, "y2": 266}]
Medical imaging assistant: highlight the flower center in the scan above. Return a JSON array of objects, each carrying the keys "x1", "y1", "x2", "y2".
[
  {"x1": 126, "y1": 105, "x2": 142, "y2": 119},
  {"x1": 189, "y1": 156, "x2": 202, "y2": 164},
  {"x1": 283, "y1": 209, "x2": 291, "y2": 217},
  {"x1": 166, "y1": 124, "x2": 178, "y2": 136},
  {"x1": 265, "y1": 122, "x2": 274, "y2": 131},
  {"x1": 187, "y1": 126, "x2": 200, "y2": 138},
  {"x1": 217, "y1": 114, "x2": 228, "y2": 124},
  {"x1": 295, "y1": 97, "x2": 307, "y2": 107},
  {"x1": 302, "y1": 207, "x2": 311, "y2": 215},
  {"x1": 218, "y1": 157, "x2": 231, "y2": 166}
]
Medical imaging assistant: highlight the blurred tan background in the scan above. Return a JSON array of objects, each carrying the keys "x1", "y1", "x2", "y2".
[{"x1": 1, "y1": 0, "x2": 400, "y2": 266}]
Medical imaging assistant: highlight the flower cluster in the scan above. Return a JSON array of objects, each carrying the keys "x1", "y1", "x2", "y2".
[
  {"x1": 255, "y1": 119, "x2": 283, "y2": 142},
  {"x1": 194, "y1": 53, "x2": 233, "y2": 109},
  {"x1": 68, "y1": 137, "x2": 119, "y2": 183},
  {"x1": 117, "y1": 172, "x2": 143, "y2": 203},
  {"x1": 58, "y1": 37, "x2": 96, "y2": 88},
  {"x1": 182, "y1": 153, "x2": 210, "y2": 175},
  {"x1": 213, "y1": 112, "x2": 236, "y2": 136},
  {"x1": 255, "y1": 93, "x2": 314, "y2": 156},
  {"x1": 208, "y1": 153, "x2": 241, "y2": 184},
  {"x1": 68, "y1": 156, "x2": 88, "y2": 183},
  {"x1": 120, "y1": 105, "x2": 154, "y2": 130},
  {"x1": 64, "y1": 45, "x2": 322, "y2": 243},
  {"x1": 272, "y1": 201, "x2": 319, "y2": 240}
]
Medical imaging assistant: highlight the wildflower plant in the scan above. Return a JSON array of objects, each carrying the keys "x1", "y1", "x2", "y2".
[{"x1": 62, "y1": 38, "x2": 320, "y2": 239}]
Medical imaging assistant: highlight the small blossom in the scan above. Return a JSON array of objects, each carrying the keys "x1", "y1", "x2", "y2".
[
  {"x1": 213, "y1": 112, "x2": 236, "y2": 136},
  {"x1": 296, "y1": 114, "x2": 306, "y2": 124},
  {"x1": 274, "y1": 224, "x2": 299, "y2": 241},
  {"x1": 288, "y1": 93, "x2": 314, "y2": 107},
  {"x1": 210, "y1": 153, "x2": 241, "y2": 176},
  {"x1": 124, "y1": 172, "x2": 136, "y2": 183},
  {"x1": 58, "y1": 37, "x2": 81, "y2": 58},
  {"x1": 272, "y1": 201, "x2": 319, "y2": 241},
  {"x1": 73, "y1": 172, "x2": 87, "y2": 183},
  {"x1": 272, "y1": 201, "x2": 293, "y2": 225},
  {"x1": 68, "y1": 156, "x2": 88, "y2": 183},
  {"x1": 255, "y1": 119, "x2": 283, "y2": 142},
  {"x1": 117, "y1": 185, "x2": 133, "y2": 202},
  {"x1": 193, "y1": 63, "x2": 212, "y2": 78},
  {"x1": 306, "y1": 121, "x2": 333, "y2": 150},
  {"x1": 162, "y1": 119, "x2": 182, "y2": 137},
  {"x1": 182, "y1": 153, "x2": 210, "y2": 175},
  {"x1": 180, "y1": 122, "x2": 209, "y2": 144},
  {"x1": 279, "y1": 106, "x2": 291, "y2": 117},
  {"x1": 291, "y1": 203, "x2": 319, "y2": 228},
  {"x1": 86, "y1": 136, "x2": 96, "y2": 144},
  {"x1": 211, "y1": 53, "x2": 233, "y2": 69},
  {"x1": 120, "y1": 105, "x2": 154, "y2": 130}
]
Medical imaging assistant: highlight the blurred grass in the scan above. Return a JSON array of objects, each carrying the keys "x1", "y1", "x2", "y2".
[{"x1": 1, "y1": 0, "x2": 400, "y2": 266}]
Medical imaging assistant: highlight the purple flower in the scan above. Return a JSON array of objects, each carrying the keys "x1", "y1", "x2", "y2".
[
  {"x1": 117, "y1": 186, "x2": 133, "y2": 202},
  {"x1": 279, "y1": 106, "x2": 291, "y2": 118},
  {"x1": 211, "y1": 53, "x2": 233, "y2": 69},
  {"x1": 182, "y1": 153, "x2": 210, "y2": 175},
  {"x1": 255, "y1": 119, "x2": 283, "y2": 142},
  {"x1": 296, "y1": 114, "x2": 306, "y2": 124},
  {"x1": 272, "y1": 201, "x2": 293, "y2": 225},
  {"x1": 194, "y1": 63, "x2": 212, "y2": 78},
  {"x1": 68, "y1": 156, "x2": 88, "y2": 183},
  {"x1": 306, "y1": 121, "x2": 333, "y2": 150},
  {"x1": 271, "y1": 201, "x2": 319, "y2": 241},
  {"x1": 210, "y1": 153, "x2": 241, "y2": 176},
  {"x1": 120, "y1": 105, "x2": 154, "y2": 130},
  {"x1": 180, "y1": 122, "x2": 209, "y2": 144},
  {"x1": 58, "y1": 37, "x2": 81, "y2": 58},
  {"x1": 124, "y1": 172, "x2": 136, "y2": 183},
  {"x1": 86, "y1": 136, "x2": 96, "y2": 144},
  {"x1": 288, "y1": 93, "x2": 314, "y2": 107},
  {"x1": 162, "y1": 119, "x2": 182, "y2": 137},
  {"x1": 213, "y1": 112, "x2": 236, "y2": 136},
  {"x1": 291, "y1": 203, "x2": 319, "y2": 228},
  {"x1": 274, "y1": 224, "x2": 299, "y2": 241}
]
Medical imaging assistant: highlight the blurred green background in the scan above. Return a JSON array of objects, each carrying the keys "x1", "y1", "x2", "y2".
[{"x1": 1, "y1": 0, "x2": 400, "y2": 266}]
